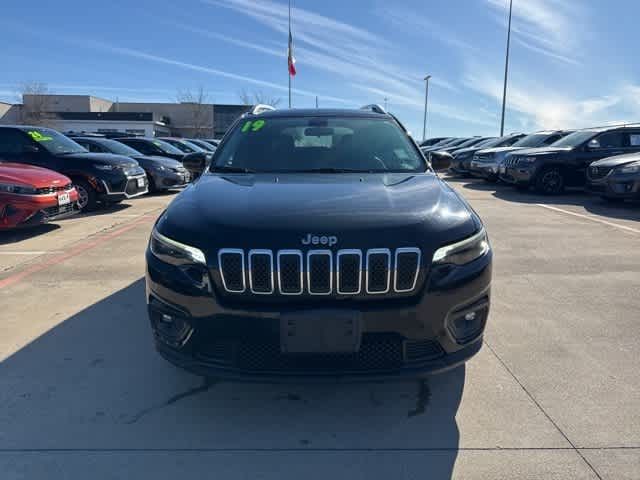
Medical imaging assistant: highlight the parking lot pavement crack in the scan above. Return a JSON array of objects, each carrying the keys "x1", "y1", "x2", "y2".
[
  {"x1": 484, "y1": 341, "x2": 604, "y2": 480},
  {"x1": 124, "y1": 377, "x2": 216, "y2": 425}
]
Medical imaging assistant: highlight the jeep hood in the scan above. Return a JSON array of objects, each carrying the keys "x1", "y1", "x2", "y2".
[{"x1": 157, "y1": 173, "x2": 479, "y2": 253}]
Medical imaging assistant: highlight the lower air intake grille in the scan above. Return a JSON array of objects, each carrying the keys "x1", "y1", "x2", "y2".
[{"x1": 195, "y1": 334, "x2": 445, "y2": 373}]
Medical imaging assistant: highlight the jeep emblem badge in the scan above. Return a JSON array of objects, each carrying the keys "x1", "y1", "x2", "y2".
[{"x1": 301, "y1": 233, "x2": 338, "y2": 247}]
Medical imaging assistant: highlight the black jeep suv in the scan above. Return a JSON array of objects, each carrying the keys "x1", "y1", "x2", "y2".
[
  {"x1": 500, "y1": 126, "x2": 640, "y2": 194},
  {"x1": 0, "y1": 126, "x2": 148, "y2": 210},
  {"x1": 145, "y1": 106, "x2": 492, "y2": 381}
]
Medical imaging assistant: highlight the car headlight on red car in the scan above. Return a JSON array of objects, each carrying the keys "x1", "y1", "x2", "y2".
[{"x1": 0, "y1": 183, "x2": 38, "y2": 195}]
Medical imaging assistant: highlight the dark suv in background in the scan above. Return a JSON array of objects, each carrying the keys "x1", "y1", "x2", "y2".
[
  {"x1": 0, "y1": 126, "x2": 147, "y2": 210},
  {"x1": 469, "y1": 130, "x2": 571, "y2": 182},
  {"x1": 450, "y1": 134, "x2": 525, "y2": 175},
  {"x1": 500, "y1": 126, "x2": 640, "y2": 194},
  {"x1": 71, "y1": 136, "x2": 191, "y2": 192},
  {"x1": 116, "y1": 137, "x2": 208, "y2": 179}
]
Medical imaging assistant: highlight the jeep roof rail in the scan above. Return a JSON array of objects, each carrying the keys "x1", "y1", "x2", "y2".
[
  {"x1": 360, "y1": 104, "x2": 387, "y2": 115},
  {"x1": 577, "y1": 122, "x2": 640, "y2": 130},
  {"x1": 250, "y1": 104, "x2": 276, "y2": 115}
]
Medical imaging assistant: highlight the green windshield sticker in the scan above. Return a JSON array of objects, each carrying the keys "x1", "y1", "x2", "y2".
[
  {"x1": 27, "y1": 131, "x2": 53, "y2": 142},
  {"x1": 241, "y1": 120, "x2": 266, "y2": 133}
]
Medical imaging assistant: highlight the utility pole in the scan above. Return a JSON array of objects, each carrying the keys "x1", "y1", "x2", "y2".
[
  {"x1": 422, "y1": 75, "x2": 431, "y2": 141},
  {"x1": 500, "y1": 0, "x2": 513, "y2": 136},
  {"x1": 315, "y1": 96, "x2": 318, "y2": 108}
]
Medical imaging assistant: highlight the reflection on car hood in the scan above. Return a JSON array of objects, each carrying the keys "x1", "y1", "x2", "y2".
[
  {"x1": 131, "y1": 155, "x2": 183, "y2": 169},
  {"x1": 590, "y1": 152, "x2": 640, "y2": 168},
  {"x1": 0, "y1": 162, "x2": 71, "y2": 188},
  {"x1": 157, "y1": 173, "x2": 479, "y2": 254},
  {"x1": 515, "y1": 147, "x2": 573, "y2": 156},
  {"x1": 61, "y1": 152, "x2": 140, "y2": 168}
]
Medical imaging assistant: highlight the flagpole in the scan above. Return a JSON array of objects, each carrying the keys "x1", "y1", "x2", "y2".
[{"x1": 288, "y1": 0, "x2": 292, "y2": 108}]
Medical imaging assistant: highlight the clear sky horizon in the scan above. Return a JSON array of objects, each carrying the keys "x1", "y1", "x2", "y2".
[{"x1": 2, "y1": 0, "x2": 639, "y2": 138}]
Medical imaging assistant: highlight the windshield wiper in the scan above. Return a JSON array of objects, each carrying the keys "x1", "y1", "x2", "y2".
[{"x1": 210, "y1": 166, "x2": 257, "y2": 173}]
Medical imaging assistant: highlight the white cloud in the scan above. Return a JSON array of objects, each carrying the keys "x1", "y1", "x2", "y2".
[
  {"x1": 485, "y1": 0, "x2": 583, "y2": 65},
  {"x1": 462, "y1": 65, "x2": 638, "y2": 130}
]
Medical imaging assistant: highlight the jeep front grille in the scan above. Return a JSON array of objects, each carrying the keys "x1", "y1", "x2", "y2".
[{"x1": 217, "y1": 248, "x2": 422, "y2": 297}]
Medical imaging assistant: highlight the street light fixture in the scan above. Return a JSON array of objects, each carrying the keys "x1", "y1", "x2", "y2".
[{"x1": 423, "y1": 75, "x2": 431, "y2": 142}]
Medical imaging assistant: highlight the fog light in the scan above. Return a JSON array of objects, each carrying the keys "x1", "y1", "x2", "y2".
[
  {"x1": 448, "y1": 298, "x2": 489, "y2": 343},
  {"x1": 149, "y1": 298, "x2": 193, "y2": 348}
]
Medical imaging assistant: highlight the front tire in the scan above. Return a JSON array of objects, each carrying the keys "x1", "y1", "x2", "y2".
[
  {"x1": 535, "y1": 167, "x2": 564, "y2": 195},
  {"x1": 73, "y1": 179, "x2": 98, "y2": 211}
]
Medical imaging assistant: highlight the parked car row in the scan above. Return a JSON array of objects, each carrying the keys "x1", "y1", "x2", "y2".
[
  {"x1": 0, "y1": 125, "x2": 219, "y2": 230},
  {"x1": 424, "y1": 124, "x2": 640, "y2": 202}
]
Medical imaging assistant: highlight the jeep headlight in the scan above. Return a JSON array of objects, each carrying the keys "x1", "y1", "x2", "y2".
[
  {"x1": 617, "y1": 163, "x2": 640, "y2": 174},
  {"x1": 432, "y1": 228, "x2": 490, "y2": 266},
  {"x1": 150, "y1": 228, "x2": 206, "y2": 265}
]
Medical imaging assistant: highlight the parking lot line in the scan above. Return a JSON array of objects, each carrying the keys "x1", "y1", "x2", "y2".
[
  {"x1": 535, "y1": 204, "x2": 640, "y2": 235},
  {"x1": 0, "y1": 214, "x2": 156, "y2": 291},
  {"x1": 0, "y1": 251, "x2": 63, "y2": 255}
]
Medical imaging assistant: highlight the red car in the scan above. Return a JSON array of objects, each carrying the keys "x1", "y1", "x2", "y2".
[{"x1": 0, "y1": 162, "x2": 79, "y2": 229}]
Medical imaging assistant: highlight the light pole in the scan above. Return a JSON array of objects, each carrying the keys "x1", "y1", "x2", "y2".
[
  {"x1": 384, "y1": 97, "x2": 388, "y2": 110},
  {"x1": 422, "y1": 75, "x2": 431, "y2": 142},
  {"x1": 500, "y1": 0, "x2": 513, "y2": 136}
]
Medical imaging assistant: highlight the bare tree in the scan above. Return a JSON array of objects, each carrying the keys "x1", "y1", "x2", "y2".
[
  {"x1": 177, "y1": 86, "x2": 213, "y2": 138},
  {"x1": 238, "y1": 88, "x2": 281, "y2": 107},
  {"x1": 18, "y1": 82, "x2": 55, "y2": 126}
]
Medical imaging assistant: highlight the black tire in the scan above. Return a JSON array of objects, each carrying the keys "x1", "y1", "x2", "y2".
[
  {"x1": 484, "y1": 175, "x2": 499, "y2": 183},
  {"x1": 147, "y1": 174, "x2": 158, "y2": 193},
  {"x1": 73, "y1": 179, "x2": 98, "y2": 211},
  {"x1": 515, "y1": 184, "x2": 529, "y2": 191},
  {"x1": 535, "y1": 167, "x2": 565, "y2": 195}
]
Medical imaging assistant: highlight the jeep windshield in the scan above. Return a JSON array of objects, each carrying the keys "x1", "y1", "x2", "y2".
[
  {"x1": 211, "y1": 116, "x2": 426, "y2": 173},
  {"x1": 25, "y1": 128, "x2": 88, "y2": 155},
  {"x1": 550, "y1": 130, "x2": 597, "y2": 148}
]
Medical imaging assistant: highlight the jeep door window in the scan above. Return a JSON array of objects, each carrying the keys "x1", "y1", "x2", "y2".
[
  {"x1": 212, "y1": 116, "x2": 425, "y2": 173},
  {"x1": 588, "y1": 131, "x2": 626, "y2": 149},
  {"x1": 24, "y1": 128, "x2": 88, "y2": 155},
  {"x1": 0, "y1": 129, "x2": 32, "y2": 156},
  {"x1": 551, "y1": 130, "x2": 598, "y2": 148},
  {"x1": 512, "y1": 133, "x2": 552, "y2": 148}
]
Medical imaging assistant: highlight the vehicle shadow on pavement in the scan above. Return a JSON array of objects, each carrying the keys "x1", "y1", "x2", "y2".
[
  {"x1": 1, "y1": 279, "x2": 465, "y2": 478},
  {"x1": 0, "y1": 223, "x2": 61, "y2": 245},
  {"x1": 454, "y1": 178, "x2": 640, "y2": 223}
]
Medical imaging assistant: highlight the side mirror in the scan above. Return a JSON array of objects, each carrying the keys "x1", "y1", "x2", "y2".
[
  {"x1": 429, "y1": 151, "x2": 453, "y2": 171},
  {"x1": 182, "y1": 154, "x2": 207, "y2": 178},
  {"x1": 586, "y1": 139, "x2": 601, "y2": 150}
]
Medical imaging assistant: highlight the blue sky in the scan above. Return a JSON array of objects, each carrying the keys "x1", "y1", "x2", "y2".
[{"x1": 2, "y1": 0, "x2": 639, "y2": 137}]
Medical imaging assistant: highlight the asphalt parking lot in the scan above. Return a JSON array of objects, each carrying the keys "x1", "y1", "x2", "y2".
[{"x1": 1, "y1": 179, "x2": 639, "y2": 480}]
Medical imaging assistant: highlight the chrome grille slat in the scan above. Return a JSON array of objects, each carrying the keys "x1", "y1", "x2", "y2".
[
  {"x1": 307, "y1": 250, "x2": 333, "y2": 295},
  {"x1": 248, "y1": 250, "x2": 274, "y2": 294},
  {"x1": 218, "y1": 248, "x2": 421, "y2": 296},
  {"x1": 277, "y1": 250, "x2": 304, "y2": 295},
  {"x1": 394, "y1": 248, "x2": 421, "y2": 293},
  {"x1": 366, "y1": 249, "x2": 391, "y2": 294},
  {"x1": 218, "y1": 249, "x2": 246, "y2": 293},
  {"x1": 337, "y1": 250, "x2": 362, "y2": 295}
]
